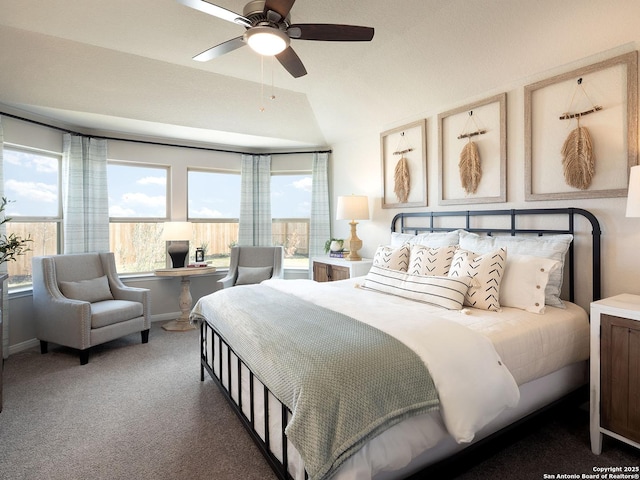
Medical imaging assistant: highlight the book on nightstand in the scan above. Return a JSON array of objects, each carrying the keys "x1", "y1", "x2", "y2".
[{"x1": 187, "y1": 262, "x2": 209, "y2": 267}]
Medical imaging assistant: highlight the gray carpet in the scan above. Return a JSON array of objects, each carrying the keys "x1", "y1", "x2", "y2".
[
  {"x1": 1, "y1": 324, "x2": 637, "y2": 480},
  {"x1": 0, "y1": 324, "x2": 276, "y2": 480}
]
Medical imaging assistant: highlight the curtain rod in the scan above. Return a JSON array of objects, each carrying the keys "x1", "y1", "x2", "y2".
[{"x1": 0, "y1": 111, "x2": 332, "y2": 156}]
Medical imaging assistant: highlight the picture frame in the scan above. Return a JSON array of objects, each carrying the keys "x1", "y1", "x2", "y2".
[
  {"x1": 380, "y1": 119, "x2": 427, "y2": 209},
  {"x1": 195, "y1": 248, "x2": 205, "y2": 263},
  {"x1": 524, "y1": 51, "x2": 638, "y2": 201},
  {"x1": 438, "y1": 93, "x2": 507, "y2": 205}
]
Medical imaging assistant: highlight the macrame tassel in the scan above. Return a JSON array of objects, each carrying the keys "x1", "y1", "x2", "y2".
[
  {"x1": 394, "y1": 157, "x2": 410, "y2": 203},
  {"x1": 561, "y1": 125, "x2": 594, "y2": 190},
  {"x1": 459, "y1": 141, "x2": 482, "y2": 194}
]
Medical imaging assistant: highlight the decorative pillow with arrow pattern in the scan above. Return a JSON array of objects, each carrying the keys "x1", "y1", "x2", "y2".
[
  {"x1": 408, "y1": 245, "x2": 457, "y2": 276},
  {"x1": 448, "y1": 248, "x2": 507, "y2": 312},
  {"x1": 372, "y1": 244, "x2": 411, "y2": 272}
]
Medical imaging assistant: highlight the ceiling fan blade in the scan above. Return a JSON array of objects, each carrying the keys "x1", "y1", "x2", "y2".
[
  {"x1": 276, "y1": 46, "x2": 307, "y2": 78},
  {"x1": 264, "y1": 0, "x2": 296, "y2": 21},
  {"x1": 177, "y1": 0, "x2": 251, "y2": 27},
  {"x1": 287, "y1": 24, "x2": 374, "y2": 41},
  {"x1": 193, "y1": 36, "x2": 246, "y2": 62}
]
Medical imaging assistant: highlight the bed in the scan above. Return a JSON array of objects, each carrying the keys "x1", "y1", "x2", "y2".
[{"x1": 190, "y1": 207, "x2": 602, "y2": 480}]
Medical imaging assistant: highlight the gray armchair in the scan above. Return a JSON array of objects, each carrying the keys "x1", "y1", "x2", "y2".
[
  {"x1": 32, "y1": 252, "x2": 151, "y2": 365},
  {"x1": 219, "y1": 246, "x2": 284, "y2": 288}
]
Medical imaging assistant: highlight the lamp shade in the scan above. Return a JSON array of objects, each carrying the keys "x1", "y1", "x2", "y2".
[
  {"x1": 626, "y1": 166, "x2": 640, "y2": 217},
  {"x1": 162, "y1": 222, "x2": 192, "y2": 241},
  {"x1": 336, "y1": 195, "x2": 369, "y2": 221}
]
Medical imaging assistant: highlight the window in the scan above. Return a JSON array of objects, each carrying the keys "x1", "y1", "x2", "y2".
[
  {"x1": 271, "y1": 173, "x2": 311, "y2": 268},
  {"x1": 3, "y1": 146, "x2": 61, "y2": 289},
  {"x1": 108, "y1": 162, "x2": 168, "y2": 273},
  {"x1": 188, "y1": 169, "x2": 241, "y2": 268}
]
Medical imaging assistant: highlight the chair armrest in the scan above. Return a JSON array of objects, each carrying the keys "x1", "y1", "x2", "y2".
[
  {"x1": 110, "y1": 284, "x2": 149, "y2": 302},
  {"x1": 218, "y1": 273, "x2": 235, "y2": 289},
  {"x1": 33, "y1": 294, "x2": 93, "y2": 349}
]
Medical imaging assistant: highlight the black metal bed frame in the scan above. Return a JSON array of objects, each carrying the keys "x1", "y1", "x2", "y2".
[{"x1": 200, "y1": 207, "x2": 602, "y2": 480}]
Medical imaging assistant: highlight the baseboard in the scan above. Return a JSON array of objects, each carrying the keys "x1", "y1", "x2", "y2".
[
  {"x1": 8, "y1": 338, "x2": 40, "y2": 356},
  {"x1": 7, "y1": 313, "x2": 179, "y2": 356}
]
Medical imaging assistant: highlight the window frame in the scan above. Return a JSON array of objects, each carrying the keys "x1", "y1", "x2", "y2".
[
  {"x1": 107, "y1": 160, "x2": 171, "y2": 274},
  {"x1": 3, "y1": 143, "x2": 63, "y2": 291},
  {"x1": 187, "y1": 167, "x2": 241, "y2": 269},
  {"x1": 270, "y1": 169, "x2": 312, "y2": 269},
  {"x1": 107, "y1": 160, "x2": 170, "y2": 223}
]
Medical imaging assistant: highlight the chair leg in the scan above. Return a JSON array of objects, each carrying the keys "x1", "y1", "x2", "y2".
[
  {"x1": 141, "y1": 329, "x2": 150, "y2": 344},
  {"x1": 40, "y1": 340, "x2": 48, "y2": 354},
  {"x1": 79, "y1": 350, "x2": 89, "y2": 365}
]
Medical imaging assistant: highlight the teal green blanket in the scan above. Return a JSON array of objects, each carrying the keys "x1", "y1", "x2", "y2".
[{"x1": 191, "y1": 284, "x2": 439, "y2": 480}]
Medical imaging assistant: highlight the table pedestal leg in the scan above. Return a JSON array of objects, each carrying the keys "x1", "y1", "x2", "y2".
[{"x1": 163, "y1": 276, "x2": 196, "y2": 331}]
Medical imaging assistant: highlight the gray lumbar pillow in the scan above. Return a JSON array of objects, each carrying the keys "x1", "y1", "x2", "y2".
[
  {"x1": 59, "y1": 275, "x2": 114, "y2": 303},
  {"x1": 235, "y1": 266, "x2": 273, "y2": 285}
]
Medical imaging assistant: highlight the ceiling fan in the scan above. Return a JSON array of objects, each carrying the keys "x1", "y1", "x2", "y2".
[{"x1": 178, "y1": 0, "x2": 375, "y2": 78}]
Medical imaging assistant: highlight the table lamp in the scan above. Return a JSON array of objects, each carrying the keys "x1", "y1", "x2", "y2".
[
  {"x1": 626, "y1": 165, "x2": 640, "y2": 217},
  {"x1": 162, "y1": 221, "x2": 192, "y2": 268},
  {"x1": 336, "y1": 195, "x2": 369, "y2": 261}
]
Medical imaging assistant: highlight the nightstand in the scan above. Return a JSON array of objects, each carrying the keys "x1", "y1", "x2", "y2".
[
  {"x1": 312, "y1": 257, "x2": 372, "y2": 282},
  {"x1": 590, "y1": 294, "x2": 640, "y2": 454}
]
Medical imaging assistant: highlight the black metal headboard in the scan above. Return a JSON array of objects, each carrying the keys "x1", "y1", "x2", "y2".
[{"x1": 391, "y1": 208, "x2": 602, "y2": 303}]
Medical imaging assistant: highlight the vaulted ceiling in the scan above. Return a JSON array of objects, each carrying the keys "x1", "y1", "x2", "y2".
[{"x1": 1, "y1": 0, "x2": 639, "y2": 150}]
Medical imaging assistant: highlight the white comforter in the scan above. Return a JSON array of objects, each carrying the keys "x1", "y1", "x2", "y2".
[
  {"x1": 265, "y1": 278, "x2": 520, "y2": 443},
  {"x1": 259, "y1": 277, "x2": 589, "y2": 480}
]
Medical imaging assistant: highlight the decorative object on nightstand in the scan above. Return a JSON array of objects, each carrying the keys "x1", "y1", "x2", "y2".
[
  {"x1": 336, "y1": 195, "x2": 369, "y2": 261},
  {"x1": 590, "y1": 294, "x2": 640, "y2": 454},
  {"x1": 162, "y1": 221, "x2": 192, "y2": 268}
]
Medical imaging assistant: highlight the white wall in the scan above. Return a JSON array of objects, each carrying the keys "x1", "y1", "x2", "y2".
[{"x1": 330, "y1": 45, "x2": 640, "y2": 311}]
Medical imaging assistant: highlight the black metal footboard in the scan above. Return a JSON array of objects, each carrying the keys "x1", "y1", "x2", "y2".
[{"x1": 200, "y1": 320, "x2": 308, "y2": 480}]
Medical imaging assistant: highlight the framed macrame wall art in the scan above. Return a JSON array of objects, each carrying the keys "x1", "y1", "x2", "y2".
[
  {"x1": 380, "y1": 119, "x2": 427, "y2": 209},
  {"x1": 524, "y1": 51, "x2": 638, "y2": 201},
  {"x1": 438, "y1": 93, "x2": 507, "y2": 205}
]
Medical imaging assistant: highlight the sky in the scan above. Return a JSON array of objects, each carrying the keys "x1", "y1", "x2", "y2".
[{"x1": 3, "y1": 148, "x2": 312, "y2": 220}]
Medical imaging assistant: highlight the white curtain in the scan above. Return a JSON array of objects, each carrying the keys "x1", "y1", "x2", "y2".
[
  {"x1": 238, "y1": 154, "x2": 272, "y2": 246},
  {"x1": 62, "y1": 134, "x2": 110, "y2": 253},
  {"x1": 0, "y1": 117, "x2": 8, "y2": 358},
  {"x1": 308, "y1": 152, "x2": 331, "y2": 275}
]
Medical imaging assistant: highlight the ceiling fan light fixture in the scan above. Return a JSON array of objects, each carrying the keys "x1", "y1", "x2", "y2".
[{"x1": 245, "y1": 27, "x2": 289, "y2": 56}]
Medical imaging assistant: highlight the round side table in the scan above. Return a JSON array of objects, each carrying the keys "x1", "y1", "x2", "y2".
[{"x1": 154, "y1": 266, "x2": 216, "y2": 331}]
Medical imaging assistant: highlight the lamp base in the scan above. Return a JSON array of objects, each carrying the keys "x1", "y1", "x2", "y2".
[
  {"x1": 167, "y1": 241, "x2": 189, "y2": 268},
  {"x1": 345, "y1": 221, "x2": 363, "y2": 261}
]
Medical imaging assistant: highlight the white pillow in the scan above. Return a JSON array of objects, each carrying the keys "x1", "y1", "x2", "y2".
[
  {"x1": 59, "y1": 275, "x2": 114, "y2": 303},
  {"x1": 500, "y1": 254, "x2": 560, "y2": 314},
  {"x1": 408, "y1": 245, "x2": 457, "y2": 276},
  {"x1": 458, "y1": 231, "x2": 572, "y2": 308},
  {"x1": 362, "y1": 265, "x2": 472, "y2": 310},
  {"x1": 390, "y1": 230, "x2": 460, "y2": 248},
  {"x1": 448, "y1": 248, "x2": 507, "y2": 312},
  {"x1": 372, "y1": 244, "x2": 410, "y2": 271}
]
